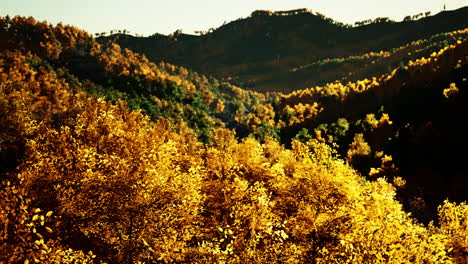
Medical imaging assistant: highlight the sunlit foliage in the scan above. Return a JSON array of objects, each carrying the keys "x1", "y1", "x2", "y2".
[
  {"x1": 1, "y1": 15, "x2": 468, "y2": 263},
  {"x1": 443, "y1": 82, "x2": 459, "y2": 98}
]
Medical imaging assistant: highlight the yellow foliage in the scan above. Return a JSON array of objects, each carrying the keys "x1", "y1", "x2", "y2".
[
  {"x1": 438, "y1": 200, "x2": 468, "y2": 263},
  {"x1": 443, "y1": 83, "x2": 459, "y2": 99},
  {"x1": 1, "y1": 25, "x2": 467, "y2": 263},
  {"x1": 347, "y1": 133, "x2": 371, "y2": 162}
]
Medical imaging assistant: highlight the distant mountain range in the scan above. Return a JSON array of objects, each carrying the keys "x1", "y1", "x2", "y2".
[{"x1": 100, "y1": 6, "x2": 468, "y2": 92}]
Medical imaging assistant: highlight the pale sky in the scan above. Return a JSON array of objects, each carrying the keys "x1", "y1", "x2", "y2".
[{"x1": 1, "y1": 0, "x2": 467, "y2": 36}]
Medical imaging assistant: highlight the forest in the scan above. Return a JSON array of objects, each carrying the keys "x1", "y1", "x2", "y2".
[{"x1": 0, "y1": 11, "x2": 467, "y2": 264}]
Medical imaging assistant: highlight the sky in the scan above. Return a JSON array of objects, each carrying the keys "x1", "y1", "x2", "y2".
[{"x1": 1, "y1": 0, "x2": 467, "y2": 36}]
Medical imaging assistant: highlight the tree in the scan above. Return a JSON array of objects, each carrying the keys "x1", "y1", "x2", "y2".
[{"x1": 346, "y1": 133, "x2": 371, "y2": 172}]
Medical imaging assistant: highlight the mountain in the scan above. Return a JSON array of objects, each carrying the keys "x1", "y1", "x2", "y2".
[
  {"x1": 1, "y1": 13, "x2": 468, "y2": 263},
  {"x1": 102, "y1": 7, "x2": 468, "y2": 92}
]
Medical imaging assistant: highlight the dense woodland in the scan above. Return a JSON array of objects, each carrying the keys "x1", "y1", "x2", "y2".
[{"x1": 0, "y1": 12, "x2": 468, "y2": 263}]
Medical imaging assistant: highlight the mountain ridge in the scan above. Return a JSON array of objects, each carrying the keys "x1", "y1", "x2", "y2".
[{"x1": 101, "y1": 6, "x2": 468, "y2": 92}]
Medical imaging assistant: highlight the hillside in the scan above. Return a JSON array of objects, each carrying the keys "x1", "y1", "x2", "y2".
[
  {"x1": 1, "y1": 14, "x2": 468, "y2": 263},
  {"x1": 103, "y1": 7, "x2": 468, "y2": 92}
]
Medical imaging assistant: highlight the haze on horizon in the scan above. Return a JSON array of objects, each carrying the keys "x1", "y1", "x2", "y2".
[{"x1": 1, "y1": 0, "x2": 467, "y2": 36}]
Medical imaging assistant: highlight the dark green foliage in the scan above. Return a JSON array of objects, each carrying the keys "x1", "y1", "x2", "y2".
[
  {"x1": 293, "y1": 128, "x2": 312, "y2": 143},
  {"x1": 252, "y1": 123, "x2": 280, "y2": 142},
  {"x1": 329, "y1": 118, "x2": 349, "y2": 141}
]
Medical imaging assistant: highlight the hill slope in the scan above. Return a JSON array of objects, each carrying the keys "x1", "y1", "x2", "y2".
[{"x1": 104, "y1": 7, "x2": 468, "y2": 92}]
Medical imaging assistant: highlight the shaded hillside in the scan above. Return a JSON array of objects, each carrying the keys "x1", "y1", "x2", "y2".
[
  {"x1": 279, "y1": 29, "x2": 468, "y2": 92},
  {"x1": 104, "y1": 7, "x2": 468, "y2": 92}
]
